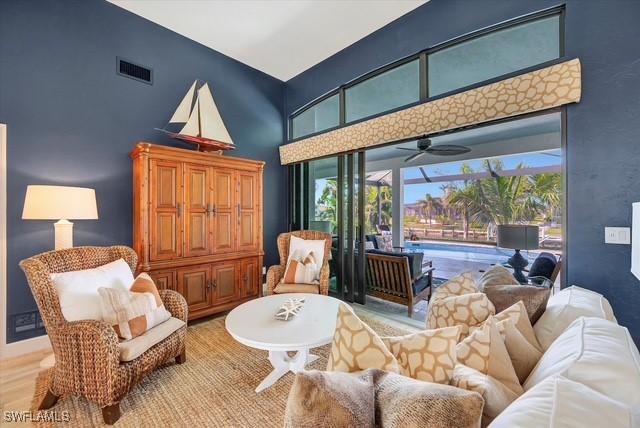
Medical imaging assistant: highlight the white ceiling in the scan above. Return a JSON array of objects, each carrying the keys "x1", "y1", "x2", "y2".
[{"x1": 108, "y1": 0, "x2": 427, "y2": 81}]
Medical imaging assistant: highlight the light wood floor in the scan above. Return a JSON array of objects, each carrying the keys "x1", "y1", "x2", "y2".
[{"x1": 0, "y1": 348, "x2": 51, "y2": 415}]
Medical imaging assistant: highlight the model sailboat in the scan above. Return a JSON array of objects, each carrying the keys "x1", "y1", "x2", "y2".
[{"x1": 157, "y1": 80, "x2": 235, "y2": 152}]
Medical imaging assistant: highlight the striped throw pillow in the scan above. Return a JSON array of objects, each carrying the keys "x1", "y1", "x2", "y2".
[
  {"x1": 282, "y1": 252, "x2": 319, "y2": 284},
  {"x1": 98, "y1": 273, "x2": 171, "y2": 340}
]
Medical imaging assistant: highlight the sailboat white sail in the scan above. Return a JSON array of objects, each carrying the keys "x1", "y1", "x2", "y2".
[{"x1": 157, "y1": 79, "x2": 235, "y2": 152}]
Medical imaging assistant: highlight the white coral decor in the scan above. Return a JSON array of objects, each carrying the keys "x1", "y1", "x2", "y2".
[{"x1": 275, "y1": 298, "x2": 305, "y2": 321}]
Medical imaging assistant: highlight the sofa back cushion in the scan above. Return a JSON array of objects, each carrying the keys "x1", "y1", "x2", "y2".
[
  {"x1": 524, "y1": 317, "x2": 640, "y2": 408},
  {"x1": 50, "y1": 258, "x2": 134, "y2": 322},
  {"x1": 491, "y1": 375, "x2": 639, "y2": 428},
  {"x1": 533, "y1": 285, "x2": 617, "y2": 349}
]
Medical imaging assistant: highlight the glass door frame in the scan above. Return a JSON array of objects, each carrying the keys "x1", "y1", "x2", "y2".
[{"x1": 288, "y1": 151, "x2": 366, "y2": 304}]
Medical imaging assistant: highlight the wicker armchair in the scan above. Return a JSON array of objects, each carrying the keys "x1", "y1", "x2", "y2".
[
  {"x1": 20, "y1": 246, "x2": 187, "y2": 425},
  {"x1": 266, "y1": 231, "x2": 332, "y2": 295}
]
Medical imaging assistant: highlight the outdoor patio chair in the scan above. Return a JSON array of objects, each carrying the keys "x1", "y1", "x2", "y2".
[{"x1": 365, "y1": 252, "x2": 434, "y2": 317}]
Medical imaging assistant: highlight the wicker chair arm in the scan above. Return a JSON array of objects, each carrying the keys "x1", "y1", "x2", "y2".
[
  {"x1": 54, "y1": 319, "x2": 120, "y2": 388},
  {"x1": 159, "y1": 289, "x2": 188, "y2": 322},
  {"x1": 266, "y1": 265, "x2": 285, "y2": 295},
  {"x1": 318, "y1": 263, "x2": 330, "y2": 295}
]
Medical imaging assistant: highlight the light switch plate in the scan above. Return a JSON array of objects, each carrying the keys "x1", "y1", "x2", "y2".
[{"x1": 605, "y1": 227, "x2": 631, "y2": 244}]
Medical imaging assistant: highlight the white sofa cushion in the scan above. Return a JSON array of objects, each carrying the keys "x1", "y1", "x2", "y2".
[
  {"x1": 533, "y1": 285, "x2": 617, "y2": 349},
  {"x1": 524, "y1": 317, "x2": 640, "y2": 408},
  {"x1": 490, "y1": 375, "x2": 640, "y2": 428},
  {"x1": 50, "y1": 258, "x2": 134, "y2": 322},
  {"x1": 118, "y1": 316, "x2": 185, "y2": 362}
]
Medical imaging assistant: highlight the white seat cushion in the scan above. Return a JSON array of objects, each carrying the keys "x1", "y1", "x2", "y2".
[
  {"x1": 524, "y1": 317, "x2": 640, "y2": 408},
  {"x1": 50, "y1": 258, "x2": 134, "y2": 322},
  {"x1": 490, "y1": 375, "x2": 640, "y2": 428},
  {"x1": 533, "y1": 285, "x2": 617, "y2": 349},
  {"x1": 118, "y1": 317, "x2": 185, "y2": 362}
]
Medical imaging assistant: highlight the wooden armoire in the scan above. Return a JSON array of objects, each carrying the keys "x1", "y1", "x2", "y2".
[{"x1": 131, "y1": 142, "x2": 264, "y2": 320}]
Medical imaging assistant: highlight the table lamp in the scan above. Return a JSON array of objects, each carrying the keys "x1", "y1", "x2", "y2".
[
  {"x1": 22, "y1": 185, "x2": 98, "y2": 250},
  {"x1": 497, "y1": 224, "x2": 539, "y2": 284}
]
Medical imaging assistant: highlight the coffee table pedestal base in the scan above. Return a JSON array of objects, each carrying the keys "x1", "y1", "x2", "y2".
[{"x1": 255, "y1": 349, "x2": 319, "y2": 393}]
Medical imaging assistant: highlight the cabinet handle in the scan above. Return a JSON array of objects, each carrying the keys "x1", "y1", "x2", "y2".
[
  {"x1": 177, "y1": 202, "x2": 182, "y2": 217},
  {"x1": 207, "y1": 203, "x2": 213, "y2": 217},
  {"x1": 211, "y1": 203, "x2": 216, "y2": 216},
  {"x1": 205, "y1": 282, "x2": 209, "y2": 296},
  {"x1": 237, "y1": 204, "x2": 240, "y2": 224},
  {"x1": 212, "y1": 279, "x2": 217, "y2": 289}
]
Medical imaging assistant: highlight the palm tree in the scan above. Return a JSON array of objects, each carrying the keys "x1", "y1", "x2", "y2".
[
  {"x1": 417, "y1": 193, "x2": 441, "y2": 226},
  {"x1": 364, "y1": 185, "x2": 392, "y2": 233}
]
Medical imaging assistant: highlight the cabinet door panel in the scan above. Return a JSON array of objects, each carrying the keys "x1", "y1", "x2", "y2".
[
  {"x1": 237, "y1": 172, "x2": 260, "y2": 251},
  {"x1": 240, "y1": 258, "x2": 259, "y2": 298},
  {"x1": 149, "y1": 270, "x2": 177, "y2": 291},
  {"x1": 178, "y1": 265, "x2": 211, "y2": 313},
  {"x1": 150, "y1": 160, "x2": 182, "y2": 261},
  {"x1": 212, "y1": 263, "x2": 238, "y2": 305},
  {"x1": 184, "y1": 164, "x2": 211, "y2": 257},
  {"x1": 212, "y1": 169, "x2": 236, "y2": 252}
]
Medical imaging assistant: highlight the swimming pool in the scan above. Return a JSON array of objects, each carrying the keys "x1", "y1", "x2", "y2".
[{"x1": 405, "y1": 241, "x2": 541, "y2": 265}]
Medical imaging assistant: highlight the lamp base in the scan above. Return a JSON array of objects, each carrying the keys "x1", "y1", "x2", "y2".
[
  {"x1": 54, "y1": 219, "x2": 73, "y2": 250},
  {"x1": 508, "y1": 249, "x2": 528, "y2": 284}
]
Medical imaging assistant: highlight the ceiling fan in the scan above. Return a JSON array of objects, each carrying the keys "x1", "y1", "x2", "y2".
[{"x1": 396, "y1": 137, "x2": 471, "y2": 162}]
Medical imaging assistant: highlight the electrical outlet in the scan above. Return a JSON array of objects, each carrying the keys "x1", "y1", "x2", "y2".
[
  {"x1": 605, "y1": 227, "x2": 630, "y2": 244},
  {"x1": 262, "y1": 266, "x2": 266, "y2": 275}
]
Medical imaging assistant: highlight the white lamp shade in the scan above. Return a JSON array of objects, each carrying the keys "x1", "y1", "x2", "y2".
[{"x1": 22, "y1": 185, "x2": 98, "y2": 220}]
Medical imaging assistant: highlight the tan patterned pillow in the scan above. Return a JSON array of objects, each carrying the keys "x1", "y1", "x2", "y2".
[
  {"x1": 381, "y1": 326, "x2": 461, "y2": 384},
  {"x1": 493, "y1": 300, "x2": 542, "y2": 351},
  {"x1": 431, "y1": 272, "x2": 478, "y2": 301},
  {"x1": 451, "y1": 363, "x2": 520, "y2": 426},
  {"x1": 327, "y1": 304, "x2": 400, "y2": 374},
  {"x1": 426, "y1": 292, "x2": 496, "y2": 337},
  {"x1": 98, "y1": 273, "x2": 171, "y2": 340},
  {"x1": 456, "y1": 317, "x2": 523, "y2": 395},
  {"x1": 282, "y1": 251, "x2": 319, "y2": 284}
]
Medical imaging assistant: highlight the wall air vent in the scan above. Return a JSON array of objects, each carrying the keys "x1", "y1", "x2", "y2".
[{"x1": 117, "y1": 57, "x2": 153, "y2": 85}]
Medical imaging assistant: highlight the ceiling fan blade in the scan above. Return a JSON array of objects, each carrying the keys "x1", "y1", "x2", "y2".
[
  {"x1": 396, "y1": 147, "x2": 420, "y2": 152},
  {"x1": 405, "y1": 151, "x2": 427, "y2": 162},
  {"x1": 426, "y1": 144, "x2": 471, "y2": 156}
]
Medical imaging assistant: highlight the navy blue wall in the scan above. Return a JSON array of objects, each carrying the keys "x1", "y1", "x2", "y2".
[
  {"x1": 285, "y1": 0, "x2": 640, "y2": 342},
  {"x1": 0, "y1": 0, "x2": 286, "y2": 342}
]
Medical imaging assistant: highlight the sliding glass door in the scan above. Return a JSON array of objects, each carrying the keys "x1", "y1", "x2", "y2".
[{"x1": 288, "y1": 152, "x2": 366, "y2": 304}]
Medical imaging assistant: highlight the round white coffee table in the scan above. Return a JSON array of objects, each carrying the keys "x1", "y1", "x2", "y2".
[{"x1": 225, "y1": 293, "x2": 341, "y2": 392}]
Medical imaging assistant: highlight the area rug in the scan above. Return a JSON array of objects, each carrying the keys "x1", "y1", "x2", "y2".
[{"x1": 31, "y1": 309, "x2": 409, "y2": 427}]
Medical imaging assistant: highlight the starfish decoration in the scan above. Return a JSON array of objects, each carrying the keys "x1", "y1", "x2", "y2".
[{"x1": 275, "y1": 298, "x2": 306, "y2": 321}]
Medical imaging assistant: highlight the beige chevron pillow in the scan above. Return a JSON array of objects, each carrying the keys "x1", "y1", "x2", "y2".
[
  {"x1": 328, "y1": 305, "x2": 461, "y2": 385},
  {"x1": 327, "y1": 304, "x2": 400, "y2": 374},
  {"x1": 381, "y1": 326, "x2": 461, "y2": 384},
  {"x1": 456, "y1": 317, "x2": 523, "y2": 396},
  {"x1": 426, "y1": 292, "x2": 496, "y2": 337}
]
